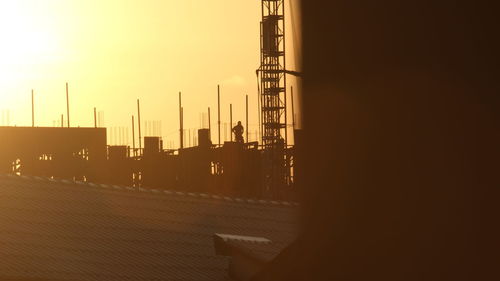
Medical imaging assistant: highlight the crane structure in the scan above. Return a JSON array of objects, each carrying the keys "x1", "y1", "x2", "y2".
[
  {"x1": 258, "y1": 0, "x2": 288, "y2": 195},
  {"x1": 259, "y1": 0, "x2": 287, "y2": 147}
]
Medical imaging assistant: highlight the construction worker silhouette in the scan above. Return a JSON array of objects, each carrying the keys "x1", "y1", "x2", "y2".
[{"x1": 232, "y1": 121, "x2": 244, "y2": 143}]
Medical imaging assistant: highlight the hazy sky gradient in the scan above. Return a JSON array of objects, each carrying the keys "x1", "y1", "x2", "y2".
[{"x1": 0, "y1": 0, "x2": 300, "y2": 147}]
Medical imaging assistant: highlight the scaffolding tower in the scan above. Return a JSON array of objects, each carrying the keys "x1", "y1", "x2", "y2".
[{"x1": 259, "y1": 0, "x2": 287, "y2": 195}]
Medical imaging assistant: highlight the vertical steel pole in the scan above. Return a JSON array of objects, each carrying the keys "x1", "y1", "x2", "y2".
[
  {"x1": 182, "y1": 108, "x2": 184, "y2": 147},
  {"x1": 230, "y1": 104, "x2": 233, "y2": 142},
  {"x1": 66, "y1": 82, "x2": 70, "y2": 127},
  {"x1": 208, "y1": 107, "x2": 211, "y2": 138},
  {"x1": 217, "y1": 85, "x2": 221, "y2": 146},
  {"x1": 179, "y1": 92, "x2": 183, "y2": 149},
  {"x1": 258, "y1": 80, "x2": 261, "y2": 145},
  {"x1": 291, "y1": 86, "x2": 295, "y2": 129},
  {"x1": 282, "y1": 0, "x2": 287, "y2": 147},
  {"x1": 284, "y1": 80, "x2": 288, "y2": 147},
  {"x1": 132, "y1": 115, "x2": 136, "y2": 156},
  {"x1": 137, "y1": 99, "x2": 142, "y2": 152},
  {"x1": 246, "y1": 95, "x2": 249, "y2": 143},
  {"x1": 94, "y1": 107, "x2": 97, "y2": 128},
  {"x1": 183, "y1": 109, "x2": 186, "y2": 146},
  {"x1": 31, "y1": 89, "x2": 34, "y2": 127}
]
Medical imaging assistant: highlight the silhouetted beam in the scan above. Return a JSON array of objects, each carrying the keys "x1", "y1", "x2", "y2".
[
  {"x1": 31, "y1": 89, "x2": 34, "y2": 127},
  {"x1": 291, "y1": 86, "x2": 295, "y2": 129},
  {"x1": 257, "y1": 68, "x2": 302, "y2": 77},
  {"x1": 132, "y1": 115, "x2": 135, "y2": 156},
  {"x1": 258, "y1": 83, "x2": 261, "y2": 145},
  {"x1": 284, "y1": 70, "x2": 302, "y2": 77},
  {"x1": 208, "y1": 107, "x2": 211, "y2": 136},
  {"x1": 246, "y1": 95, "x2": 249, "y2": 143},
  {"x1": 137, "y1": 99, "x2": 142, "y2": 151},
  {"x1": 181, "y1": 107, "x2": 184, "y2": 148},
  {"x1": 285, "y1": 82, "x2": 288, "y2": 146},
  {"x1": 179, "y1": 92, "x2": 183, "y2": 149},
  {"x1": 65, "y1": 83, "x2": 70, "y2": 127},
  {"x1": 218, "y1": 85, "x2": 221, "y2": 146},
  {"x1": 230, "y1": 104, "x2": 233, "y2": 142}
]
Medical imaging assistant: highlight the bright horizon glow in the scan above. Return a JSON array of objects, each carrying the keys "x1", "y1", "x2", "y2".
[
  {"x1": 0, "y1": 0, "x2": 300, "y2": 147},
  {"x1": 0, "y1": 1, "x2": 65, "y2": 88}
]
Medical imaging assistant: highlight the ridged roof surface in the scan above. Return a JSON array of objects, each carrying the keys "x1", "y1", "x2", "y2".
[{"x1": 0, "y1": 174, "x2": 298, "y2": 281}]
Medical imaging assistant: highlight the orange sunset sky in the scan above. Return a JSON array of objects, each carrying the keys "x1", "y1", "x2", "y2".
[{"x1": 0, "y1": 0, "x2": 301, "y2": 147}]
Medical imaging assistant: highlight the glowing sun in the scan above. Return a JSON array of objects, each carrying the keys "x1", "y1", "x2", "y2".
[{"x1": 0, "y1": 1, "x2": 62, "y2": 84}]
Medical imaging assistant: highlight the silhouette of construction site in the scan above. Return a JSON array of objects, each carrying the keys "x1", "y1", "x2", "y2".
[
  {"x1": 0, "y1": 124, "x2": 296, "y2": 200},
  {"x1": 0, "y1": 0, "x2": 298, "y2": 201}
]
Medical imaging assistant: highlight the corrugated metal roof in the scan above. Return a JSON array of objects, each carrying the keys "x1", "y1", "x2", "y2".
[{"x1": 0, "y1": 174, "x2": 298, "y2": 281}]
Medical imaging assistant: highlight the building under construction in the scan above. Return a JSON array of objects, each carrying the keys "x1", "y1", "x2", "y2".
[
  {"x1": 0, "y1": 126, "x2": 297, "y2": 200},
  {"x1": 0, "y1": 0, "x2": 299, "y2": 200}
]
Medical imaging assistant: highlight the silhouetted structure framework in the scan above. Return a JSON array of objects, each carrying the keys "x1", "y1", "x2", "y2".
[
  {"x1": 259, "y1": 0, "x2": 288, "y2": 195},
  {"x1": 134, "y1": 139, "x2": 265, "y2": 199},
  {"x1": 0, "y1": 127, "x2": 295, "y2": 200},
  {"x1": 0, "y1": 127, "x2": 106, "y2": 181}
]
